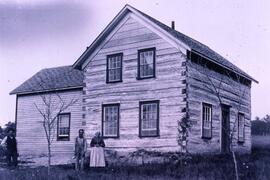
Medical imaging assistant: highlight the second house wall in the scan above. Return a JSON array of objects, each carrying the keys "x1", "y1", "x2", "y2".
[
  {"x1": 187, "y1": 60, "x2": 251, "y2": 153},
  {"x1": 83, "y1": 16, "x2": 186, "y2": 152},
  {"x1": 16, "y1": 89, "x2": 82, "y2": 157}
]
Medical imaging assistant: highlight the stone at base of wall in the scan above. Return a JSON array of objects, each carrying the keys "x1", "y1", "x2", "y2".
[
  {"x1": 18, "y1": 149, "x2": 185, "y2": 167},
  {"x1": 21, "y1": 148, "x2": 251, "y2": 167},
  {"x1": 17, "y1": 146, "x2": 251, "y2": 167},
  {"x1": 104, "y1": 149, "x2": 186, "y2": 166}
]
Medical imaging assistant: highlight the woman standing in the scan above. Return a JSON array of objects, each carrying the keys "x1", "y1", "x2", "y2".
[{"x1": 90, "y1": 132, "x2": 105, "y2": 167}]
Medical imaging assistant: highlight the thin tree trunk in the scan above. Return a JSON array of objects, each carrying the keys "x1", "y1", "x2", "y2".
[
  {"x1": 48, "y1": 142, "x2": 51, "y2": 178},
  {"x1": 232, "y1": 151, "x2": 239, "y2": 180}
]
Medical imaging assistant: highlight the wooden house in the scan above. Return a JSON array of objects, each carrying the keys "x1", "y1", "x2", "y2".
[{"x1": 10, "y1": 5, "x2": 257, "y2": 160}]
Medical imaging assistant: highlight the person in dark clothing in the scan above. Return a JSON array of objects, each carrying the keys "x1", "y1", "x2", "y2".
[
  {"x1": 1, "y1": 128, "x2": 18, "y2": 166},
  {"x1": 90, "y1": 132, "x2": 105, "y2": 148},
  {"x1": 74, "y1": 129, "x2": 87, "y2": 171}
]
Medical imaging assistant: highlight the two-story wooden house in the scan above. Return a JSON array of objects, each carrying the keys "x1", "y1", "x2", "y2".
[{"x1": 10, "y1": 5, "x2": 257, "y2": 160}]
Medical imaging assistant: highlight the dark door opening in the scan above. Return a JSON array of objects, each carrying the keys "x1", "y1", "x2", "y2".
[{"x1": 221, "y1": 104, "x2": 230, "y2": 153}]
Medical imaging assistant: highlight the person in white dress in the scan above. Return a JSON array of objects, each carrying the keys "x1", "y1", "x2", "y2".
[{"x1": 90, "y1": 132, "x2": 105, "y2": 167}]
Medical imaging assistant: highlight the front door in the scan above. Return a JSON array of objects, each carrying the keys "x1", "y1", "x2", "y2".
[{"x1": 221, "y1": 104, "x2": 230, "y2": 153}]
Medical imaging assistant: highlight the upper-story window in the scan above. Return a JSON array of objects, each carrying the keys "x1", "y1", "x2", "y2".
[
  {"x1": 202, "y1": 103, "x2": 212, "y2": 139},
  {"x1": 57, "y1": 113, "x2": 71, "y2": 141},
  {"x1": 106, "y1": 53, "x2": 123, "y2": 83},
  {"x1": 238, "y1": 113, "x2": 245, "y2": 143},
  {"x1": 138, "y1": 48, "x2": 156, "y2": 79}
]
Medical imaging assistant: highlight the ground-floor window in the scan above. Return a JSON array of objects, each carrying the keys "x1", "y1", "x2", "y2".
[
  {"x1": 202, "y1": 103, "x2": 212, "y2": 139},
  {"x1": 102, "y1": 104, "x2": 120, "y2": 138},
  {"x1": 139, "y1": 100, "x2": 159, "y2": 137},
  {"x1": 238, "y1": 113, "x2": 245, "y2": 143},
  {"x1": 57, "y1": 113, "x2": 71, "y2": 141}
]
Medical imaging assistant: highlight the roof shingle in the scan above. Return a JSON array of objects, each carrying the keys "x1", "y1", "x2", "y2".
[
  {"x1": 73, "y1": 5, "x2": 256, "y2": 82},
  {"x1": 136, "y1": 8, "x2": 257, "y2": 82},
  {"x1": 10, "y1": 66, "x2": 83, "y2": 95}
]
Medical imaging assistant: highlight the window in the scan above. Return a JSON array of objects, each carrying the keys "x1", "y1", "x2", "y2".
[
  {"x1": 238, "y1": 113, "x2": 245, "y2": 143},
  {"x1": 57, "y1": 113, "x2": 70, "y2": 141},
  {"x1": 202, "y1": 103, "x2": 212, "y2": 139},
  {"x1": 102, "y1": 104, "x2": 120, "y2": 138},
  {"x1": 138, "y1": 48, "x2": 156, "y2": 79},
  {"x1": 139, "y1": 100, "x2": 159, "y2": 137},
  {"x1": 106, "y1": 53, "x2": 123, "y2": 83}
]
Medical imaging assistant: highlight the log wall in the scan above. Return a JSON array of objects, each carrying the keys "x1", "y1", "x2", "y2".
[
  {"x1": 83, "y1": 16, "x2": 186, "y2": 152},
  {"x1": 186, "y1": 61, "x2": 252, "y2": 153}
]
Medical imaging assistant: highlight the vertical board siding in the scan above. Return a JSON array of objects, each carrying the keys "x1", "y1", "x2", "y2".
[
  {"x1": 16, "y1": 90, "x2": 82, "y2": 156},
  {"x1": 83, "y1": 16, "x2": 186, "y2": 152},
  {"x1": 187, "y1": 61, "x2": 251, "y2": 153}
]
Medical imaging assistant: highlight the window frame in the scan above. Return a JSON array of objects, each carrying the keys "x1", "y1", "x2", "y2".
[
  {"x1": 57, "y1": 113, "x2": 71, "y2": 141},
  {"x1": 137, "y1": 47, "x2": 156, "y2": 80},
  {"x1": 201, "y1": 103, "x2": 213, "y2": 139},
  {"x1": 139, "y1": 100, "x2": 160, "y2": 138},
  {"x1": 238, "y1": 113, "x2": 245, "y2": 143},
  {"x1": 101, "y1": 103, "x2": 120, "y2": 138},
  {"x1": 106, "y1": 53, "x2": 123, "y2": 83}
]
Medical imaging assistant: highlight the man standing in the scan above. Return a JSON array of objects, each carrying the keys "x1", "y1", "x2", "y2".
[
  {"x1": 74, "y1": 129, "x2": 87, "y2": 171},
  {"x1": 1, "y1": 128, "x2": 18, "y2": 167}
]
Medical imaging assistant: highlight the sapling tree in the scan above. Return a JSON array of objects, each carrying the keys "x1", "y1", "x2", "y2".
[{"x1": 34, "y1": 81, "x2": 78, "y2": 177}]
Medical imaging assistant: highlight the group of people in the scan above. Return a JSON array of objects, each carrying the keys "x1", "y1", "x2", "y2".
[
  {"x1": 0, "y1": 128, "x2": 106, "y2": 170},
  {"x1": 74, "y1": 129, "x2": 106, "y2": 171}
]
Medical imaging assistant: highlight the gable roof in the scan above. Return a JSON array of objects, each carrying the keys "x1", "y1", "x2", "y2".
[
  {"x1": 10, "y1": 66, "x2": 83, "y2": 95},
  {"x1": 73, "y1": 4, "x2": 257, "y2": 83}
]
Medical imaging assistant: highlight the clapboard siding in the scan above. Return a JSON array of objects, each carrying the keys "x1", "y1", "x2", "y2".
[
  {"x1": 83, "y1": 16, "x2": 186, "y2": 152},
  {"x1": 186, "y1": 61, "x2": 251, "y2": 153},
  {"x1": 16, "y1": 89, "x2": 82, "y2": 156}
]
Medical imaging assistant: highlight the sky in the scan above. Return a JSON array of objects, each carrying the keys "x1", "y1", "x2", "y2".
[{"x1": 0, "y1": 0, "x2": 269, "y2": 126}]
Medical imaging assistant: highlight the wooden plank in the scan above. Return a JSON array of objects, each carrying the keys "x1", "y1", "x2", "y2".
[
  {"x1": 16, "y1": 90, "x2": 83, "y2": 155},
  {"x1": 104, "y1": 33, "x2": 160, "y2": 49}
]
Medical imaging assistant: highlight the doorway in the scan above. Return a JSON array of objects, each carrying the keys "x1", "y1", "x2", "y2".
[{"x1": 221, "y1": 104, "x2": 230, "y2": 153}]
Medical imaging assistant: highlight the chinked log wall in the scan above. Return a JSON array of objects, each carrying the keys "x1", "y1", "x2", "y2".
[
  {"x1": 187, "y1": 61, "x2": 251, "y2": 153},
  {"x1": 16, "y1": 89, "x2": 82, "y2": 156},
  {"x1": 83, "y1": 16, "x2": 187, "y2": 152}
]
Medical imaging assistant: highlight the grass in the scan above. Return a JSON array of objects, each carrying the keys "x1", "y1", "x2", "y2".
[
  {"x1": 0, "y1": 136, "x2": 269, "y2": 180},
  {"x1": 252, "y1": 135, "x2": 270, "y2": 149}
]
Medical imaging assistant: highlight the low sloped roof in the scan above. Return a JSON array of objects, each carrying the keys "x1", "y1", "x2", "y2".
[{"x1": 10, "y1": 66, "x2": 83, "y2": 95}]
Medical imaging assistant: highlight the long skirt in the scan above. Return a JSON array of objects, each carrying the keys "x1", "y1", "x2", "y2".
[{"x1": 90, "y1": 147, "x2": 105, "y2": 167}]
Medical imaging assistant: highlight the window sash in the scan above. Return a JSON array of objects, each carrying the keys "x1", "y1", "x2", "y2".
[
  {"x1": 107, "y1": 54, "x2": 122, "y2": 82},
  {"x1": 140, "y1": 101, "x2": 159, "y2": 137},
  {"x1": 138, "y1": 49, "x2": 155, "y2": 78},
  {"x1": 202, "y1": 104, "x2": 212, "y2": 138},
  {"x1": 58, "y1": 114, "x2": 70, "y2": 139},
  {"x1": 103, "y1": 105, "x2": 119, "y2": 137},
  {"x1": 108, "y1": 69, "x2": 121, "y2": 81},
  {"x1": 141, "y1": 103, "x2": 157, "y2": 131},
  {"x1": 140, "y1": 64, "x2": 154, "y2": 77}
]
